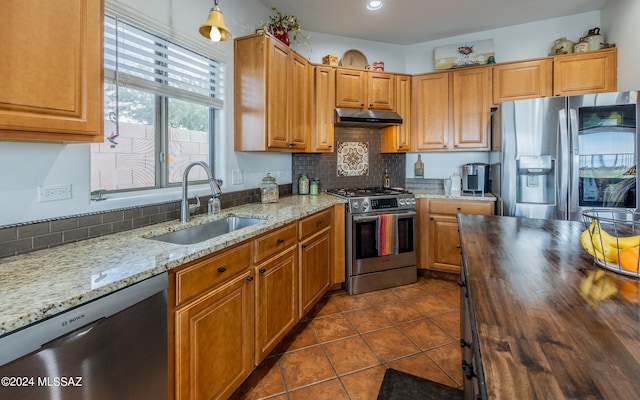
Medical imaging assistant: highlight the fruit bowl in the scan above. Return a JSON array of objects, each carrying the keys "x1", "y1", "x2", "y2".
[{"x1": 581, "y1": 209, "x2": 640, "y2": 278}]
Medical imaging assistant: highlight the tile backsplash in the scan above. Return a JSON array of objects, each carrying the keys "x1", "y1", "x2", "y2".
[
  {"x1": 292, "y1": 126, "x2": 406, "y2": 193},
  {"x1": 0, "y1": 184, "x2": 292, "y2": 259}
]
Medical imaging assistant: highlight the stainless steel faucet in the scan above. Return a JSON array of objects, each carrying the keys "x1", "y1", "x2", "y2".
[{"x1": 180, "y1": 161, "x2": 222, "y2": 223}]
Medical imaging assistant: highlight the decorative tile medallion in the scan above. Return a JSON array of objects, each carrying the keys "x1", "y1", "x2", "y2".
[{"x1": 337, "y1": 142, "x2": 369, "y2": 176}]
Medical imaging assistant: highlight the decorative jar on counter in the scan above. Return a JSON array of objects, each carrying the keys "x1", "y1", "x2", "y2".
[
  {"x1": 260, "y1": 173, "x2": 279, "y2": 203},
  {"x1": 298, "y1": 173, "x2": 310, "y2": 195},
  {"x1": 310, "y1": 178, "x2": 320, "y2": 195}
]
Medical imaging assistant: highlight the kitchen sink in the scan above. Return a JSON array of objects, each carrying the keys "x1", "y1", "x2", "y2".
[{"x1": 150, "y1": 216, "x2": 266, "y2": 245}]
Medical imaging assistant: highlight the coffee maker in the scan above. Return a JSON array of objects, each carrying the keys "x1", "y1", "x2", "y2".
[{"x1": 462, "y1": 163, "x2": 489, "y2": 193}]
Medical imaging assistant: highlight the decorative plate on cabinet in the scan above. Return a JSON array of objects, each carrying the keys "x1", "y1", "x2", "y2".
[{"x1": 340, "y1": 49, "x2": 368, "y2": 69}]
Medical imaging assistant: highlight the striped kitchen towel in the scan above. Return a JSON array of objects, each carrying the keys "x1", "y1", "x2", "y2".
[{"x1": 377, "y1": 213, "x2": 397, "y2": 256}]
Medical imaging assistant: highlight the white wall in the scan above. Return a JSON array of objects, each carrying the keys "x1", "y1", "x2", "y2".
[
  {"x1": 404, "y1": 11, "x2": 601, "y2": 74},
  {"x1": 601, "y1": 0, "x2": 640, "y2": 91}
]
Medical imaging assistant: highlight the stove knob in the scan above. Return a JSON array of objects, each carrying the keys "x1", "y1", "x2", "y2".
[
  {"x1": 410, "y1": 198, "x2": 416, "y2": 205},
  {"x1": 352, "y1": 201, "x2": 359, "y2": 209},
  {"x1": 362, "y1": 201, "x2": 369, "y2": 211},
  {"x1": 399, "y1": 199, "x2": 405, "y2": 206}
]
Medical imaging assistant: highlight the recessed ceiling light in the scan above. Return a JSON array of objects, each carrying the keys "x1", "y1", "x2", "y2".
[{"x1": 367, "y1": 1, "x2": 383, "y2": 11}]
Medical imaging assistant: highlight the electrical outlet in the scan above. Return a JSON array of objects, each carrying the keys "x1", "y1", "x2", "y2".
[
  {"x1": 39, "y1": 184, "x2": 72, "y2": 202},
  {"x1": 231, "y1": 170, "x2": 243, "y2": 185}
]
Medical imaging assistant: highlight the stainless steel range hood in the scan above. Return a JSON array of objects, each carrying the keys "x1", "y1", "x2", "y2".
[{"x1": 335, "y1": 108, "x2": 402, "y2": 128}]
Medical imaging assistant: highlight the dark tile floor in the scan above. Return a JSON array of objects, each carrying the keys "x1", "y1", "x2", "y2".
[{"x1": 230, "y1": 277, "x2": 462, "y2": 400}]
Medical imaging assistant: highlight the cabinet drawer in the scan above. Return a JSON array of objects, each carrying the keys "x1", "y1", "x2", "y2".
[
  {"x1": 175, "y1": 243, "x2": 251, "y2": 305},
  {"x1": 254, "y1": 223, "x2": 297, "y2": 264},
  {"x1": 299, "y1": 209, "x2": 332, "y2": 240},
  {"x1": 428, "y1": 199, "x2": 493, "y2": 215}
]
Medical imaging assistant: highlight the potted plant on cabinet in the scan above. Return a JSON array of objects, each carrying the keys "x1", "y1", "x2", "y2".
[{"x1": 261, "y1": 7, "x2": 310, "y2": 47}]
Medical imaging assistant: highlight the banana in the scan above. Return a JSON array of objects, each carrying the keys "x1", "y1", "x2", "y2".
[
  {"x1": 590, "y1": 229, "x2": 619, "y2": 263},
  {"x1": 580, "y1": 225, "x2": 618, "y2": 263},
  {"x1": 592, "y1": 220, "x2": 640, "y2": 249}
]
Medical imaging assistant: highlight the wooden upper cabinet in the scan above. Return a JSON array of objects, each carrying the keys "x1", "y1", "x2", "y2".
[
  {"x1": 266, "y1": 40, "x2": 290, "y2": 149},
  {"x1": 381, "y1": 74, "x2": 411, "y2": 152},
  {"x1": 335, "y1": 69, "x2": 366, "y2": 108},
  {"x1": 493, "y1": 59, "x2": 553, "y2": 103},
  {"x1": 311, "y1": 66, "x2": 335, "y2": 152},
  {"x1": 0, "y1": 0, "x2": 103, "y2": 143},
  {"x1": 452, "y1": 67, "x2": 492, "y2": 150},
  {"x1": 368, "y1": 72, "x2": 395, "y2": 110},
  {"x1": 234, "y1": 33, "x2": 310, "y2": 151},
  {"x1": 288, "y1": 52, "x2": 311, "y2": 149},
  {"x1": 553, "y1": 48, "x2": 617, "y2": 96},
  {"x1": 412, "y1": 72, "x2": 451, "y2": 150},
  {"x1": 335, "y1": 69, "x2": 394, "y2": 110}
]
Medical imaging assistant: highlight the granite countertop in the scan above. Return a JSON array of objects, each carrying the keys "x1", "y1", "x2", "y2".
[
  {"x1": 0, "y1": 194, "x2": 344, "y2": 336},
  {"x1": 410, "y1": 188, "x2": 496, "y2": 201}
]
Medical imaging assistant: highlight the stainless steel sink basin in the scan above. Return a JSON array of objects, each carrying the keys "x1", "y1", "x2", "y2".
[{"x1": 150, "y1": 216, "x2": 265, "y2": 245}]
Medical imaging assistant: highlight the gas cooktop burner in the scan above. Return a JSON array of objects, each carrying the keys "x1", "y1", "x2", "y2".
[{"x1": 326, "y1": 187, "x2": 413, "y2": 198}]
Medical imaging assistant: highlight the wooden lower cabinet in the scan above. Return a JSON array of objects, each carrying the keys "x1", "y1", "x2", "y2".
[
  {"x1": 174, "y1": 269, "x2": 255, "y2": 400},
  {"x1": 299, "y1": 228, "x2": 331, "y2": 317},
  {"x1": 418, "y1": 198, "x2": 493, "y2": 274},
  {"x1": 171, "y1": 207, "x2": 338, "y2": 400},
  {"x1": 255, "y1": 247, "x2": 298, "y2": 364}
]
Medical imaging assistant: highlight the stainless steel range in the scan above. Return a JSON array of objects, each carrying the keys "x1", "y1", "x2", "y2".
[{"x1": 327, "y1": 187, "x2": 417, "y2": 295}]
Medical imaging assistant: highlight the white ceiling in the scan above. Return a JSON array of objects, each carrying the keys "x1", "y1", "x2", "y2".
[{"x1": 258, "y1": 0, "x2": 609, "y2": 45}]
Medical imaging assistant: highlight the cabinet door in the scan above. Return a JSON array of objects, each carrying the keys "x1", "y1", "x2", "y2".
[
  {"x1": 267, "y1": 40, "x2": 290, "y2": 149},
  {"x1": 381, "y1": 75, "x2": 411, "y2": 152},
  {"x1": 299, "y1": 229, "x2": 331, "y2": 317},
  {"x1": 336, "y1": 69, "x2": 366, "y2": 109},
  {"x1": 0, "y1": 0, "x2": 102, "y2": 143},
  {"x1": 288, "y1": 52, "x2": 310, "y2": 150},
  {"x1": 493, "y1": 59, "x2": 553, "y2": 103},
  {"x1": 368, "y1": 72, "x2": 395, "y2": 110},
  {"x1": 452, "y1": 67, "x2": 492, "y2": 150},
  {"x1": 311, "y1": 66, "x2": 335, "y2": 152},
  {"x1": 175, "y1": 271, "x2": 254, "y2": 400},
  {"x1": 255, "y1": 247, "x2": 298, "y2": 364},
  {"x1": 430, "y1": 214, "x2": 462, "y2": 273},
  {"x1": 412, "y1": 73, "x2": 451, "y2": 150},
  {"x1": 553, "y1": 48, "x2": 617, "y2": 96}
]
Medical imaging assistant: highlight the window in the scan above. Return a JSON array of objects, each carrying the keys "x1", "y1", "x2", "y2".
[{"x1": 91, "y1": 14, "x2": 224, "y2": 192}]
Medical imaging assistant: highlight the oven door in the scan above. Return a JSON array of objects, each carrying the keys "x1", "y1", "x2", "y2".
[{"x1": 350, "y1": 210, "x2": 417, "y2": 275}]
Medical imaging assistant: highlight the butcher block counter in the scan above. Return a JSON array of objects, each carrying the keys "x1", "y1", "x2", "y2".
[{"x1": 458, "y1": 214, "x2": 640, "y2": 400}]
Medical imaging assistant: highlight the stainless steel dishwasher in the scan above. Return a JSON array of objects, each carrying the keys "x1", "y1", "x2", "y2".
[{"x1": 0, "y1": 272, "x2": 168, "y2": 400}]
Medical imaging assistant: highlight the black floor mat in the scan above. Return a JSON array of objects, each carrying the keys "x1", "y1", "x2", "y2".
[{"x1": 377, "y1": 368, "x2": 464, "y2": 400}]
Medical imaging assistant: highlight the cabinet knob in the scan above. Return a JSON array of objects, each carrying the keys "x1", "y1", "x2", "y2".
[
  {"x1": 457, "y1": 279, "x2": 466, "y2": 287},
  {"x1": 328, "y1": 145, "x2": 332, "y2": 148},
  {"x1": 277, "y1": 238, "x2": 284, "y2": 244},
  {"x1": 456, "y1": 244, "x2": 461, "y2": 249},
  {"x1": 217, "y1": 266, "x2": 227, "y2": 273},
  {"x1": 246, "y1": 276, "x2": 254, "y2": 282},
  {"x1": 301, "y1": 244, "x2": 308, "y2": 249},
  {"x1": 259, "y1": 268, "x2": 266, "y2": 274},
  {"x1": 316, "y1": 220, "x2": 323, "y2": 225},
  {"x1": 460, "y1": 339, "x2": 471, "y2": 348},
  {"x1": 443, "y1": 145, "x2": 447, "y2": 148},
  {"x1": 369, "y1": 104, "x2": 373, "y2": 108},
  {"x1": 288, "y1": 143, "x2": 295, "y2": 147}
]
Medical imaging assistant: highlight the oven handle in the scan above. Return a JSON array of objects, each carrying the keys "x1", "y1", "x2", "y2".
[{"x1": 352, "y1": 210, "x2": 417, "y2": 222}]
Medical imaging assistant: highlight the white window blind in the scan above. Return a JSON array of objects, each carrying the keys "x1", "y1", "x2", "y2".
[{"x1": 104, "y1": 15, "x2": 224, "y2": 109}]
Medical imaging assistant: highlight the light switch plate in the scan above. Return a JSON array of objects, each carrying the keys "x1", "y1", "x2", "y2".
[{"x1": 231, "y1": 170, "x2": 243, "y2": 185}]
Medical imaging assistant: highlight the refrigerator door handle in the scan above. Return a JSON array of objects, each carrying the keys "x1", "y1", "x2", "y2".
[
  {"x1": 558, "y1": 109, "x2": 569, "y2": 219},
  {"x1": 568, "y1": 108, "x2": 580, "y2": 215}
]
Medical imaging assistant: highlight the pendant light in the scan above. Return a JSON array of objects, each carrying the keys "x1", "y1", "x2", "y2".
[{"x1": 199, "y1": 0, "x2": 232, "y2": 42}]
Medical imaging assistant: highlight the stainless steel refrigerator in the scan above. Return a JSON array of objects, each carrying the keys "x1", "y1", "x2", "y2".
[{"x1": 498, "y1": 91, "x2": 638, "y2": 221}]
